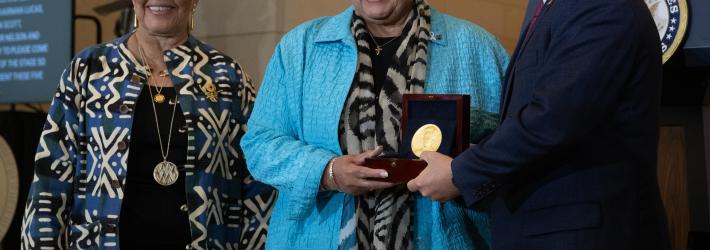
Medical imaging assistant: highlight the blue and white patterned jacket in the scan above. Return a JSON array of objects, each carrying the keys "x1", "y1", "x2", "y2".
[{"x1": 20, "y1": 35, "x2": 275, "y2": 250}]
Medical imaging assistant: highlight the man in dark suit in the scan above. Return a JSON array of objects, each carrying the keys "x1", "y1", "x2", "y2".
[{"x1": 407, "y1": 0, "x2": 670, "y2": 249}]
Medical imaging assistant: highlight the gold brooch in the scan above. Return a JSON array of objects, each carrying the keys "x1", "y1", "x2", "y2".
[{"x1": 201, "y1": 82, "x2": 218, "y2": 102}]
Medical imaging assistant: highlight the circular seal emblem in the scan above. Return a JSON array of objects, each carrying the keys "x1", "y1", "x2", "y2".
[
  {"x1": 0, "y1": 135, "x2": 19, "y2": 241},
  {"x1": 645, "y1": 0, "x2": 689, "y2": 63}
]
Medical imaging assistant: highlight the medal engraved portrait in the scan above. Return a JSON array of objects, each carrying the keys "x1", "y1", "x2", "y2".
[{"x1": 411, "y1": 124, "x2": 443, "y2": 157}]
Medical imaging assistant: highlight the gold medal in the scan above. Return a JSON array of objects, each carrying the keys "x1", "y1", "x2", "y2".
[
  {"x1": 153, "y1": 161, "x2": 179, "y2": 186},
  {"x1": 411, "y1": 124, "x2": 443, "y2": 158}
]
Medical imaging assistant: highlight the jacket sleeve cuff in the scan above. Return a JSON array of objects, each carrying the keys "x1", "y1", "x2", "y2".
[
  {"x1": 287, "y1": 149, "x2": 336, "y2": 219},
  {"x1": 451, "y1": 154, "x2": 500, "y2": 208}
]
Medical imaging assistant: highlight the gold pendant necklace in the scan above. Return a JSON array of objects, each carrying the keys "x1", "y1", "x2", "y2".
[
  {"x1": 147, "y1": 82, "x2": 179, "y2": 186},
  {"x1": 153, "y1": 84, "x2": 166, "y2": 103},
  {"x1": 137, "y1": 52, "x2": 170, "y2": 104},
  {"x1": 154, "y1": 160, "x2": 179, "y2": 186},
  {"x1": 152, "y1": 71, "x2": 169, "y2": 103},
  {"x1": 368, "y1": 32, "x2": 398, "y2": 56},
  {"x1": 374, "y1": 47, "x2": 383, "y2": 56},
  {"x1": 153, "y1": 92, "x2": 166, "y2": 104},
  {"x1": 137, "y1": 41, "x2": 180, "y2": 186}
]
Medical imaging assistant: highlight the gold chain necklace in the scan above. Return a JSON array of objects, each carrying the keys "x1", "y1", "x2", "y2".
[
  {"x1": 368, "y1": 32, "x2": 399, "y2": 56},
  {"x1": 137, "y1": 46, "x2": 170, "y2": 103},
  {"x1": 151, "y1": 70, "x2": 170, "y2": 103},
  {"x1": 137, "y1": 40, "x2": 180, "y2": 186}
]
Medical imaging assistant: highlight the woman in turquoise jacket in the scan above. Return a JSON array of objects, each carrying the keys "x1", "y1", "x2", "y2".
[{"x1": 242, "y1": 0, "x2": 508, "y2": 249}]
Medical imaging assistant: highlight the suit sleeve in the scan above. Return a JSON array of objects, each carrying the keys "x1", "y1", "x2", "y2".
[
  {"x1": 21, "y1": 56, "x2": 85, "y2": 249},
  {"x1": 451, "y1": 2, "x2": 651, "y2": 207}
]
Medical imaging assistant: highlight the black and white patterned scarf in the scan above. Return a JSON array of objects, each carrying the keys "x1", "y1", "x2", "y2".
[{"x1": 339, "y1": 1, "x2": 431, "y2": 249}]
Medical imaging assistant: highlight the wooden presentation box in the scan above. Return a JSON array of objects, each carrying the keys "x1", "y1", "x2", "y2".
[{"x1": 364, "y1": 94, "x2": 470, "y2": 183}]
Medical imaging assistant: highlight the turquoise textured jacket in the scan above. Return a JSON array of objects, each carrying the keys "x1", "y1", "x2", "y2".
[{"x1": 241, "y1": 7, "x2": 509, "y2": 250}]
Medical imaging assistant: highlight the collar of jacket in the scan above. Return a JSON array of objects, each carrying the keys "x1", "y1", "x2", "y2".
[
  {"x1": 113, "y1": 33, "x2": 200, "y2": 71},
  {"x1": 113, "y1": 33, "x2": 201, "y2": 91},
  {"x1": 313, "y1": 6, "x2": 448, "y2": 47}
]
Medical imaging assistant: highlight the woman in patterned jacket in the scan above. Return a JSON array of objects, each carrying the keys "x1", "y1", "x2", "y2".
[
  {"x1": 242, "y1": 0, "x2": 508, "y2": 249},
  {"x1": 20, "y1": 0, "x2": 275, "y2": 249}
]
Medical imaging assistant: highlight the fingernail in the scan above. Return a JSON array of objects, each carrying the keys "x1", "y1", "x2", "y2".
[{"x1": 380, "y1": 171, "x2": 388, "y2": 178}]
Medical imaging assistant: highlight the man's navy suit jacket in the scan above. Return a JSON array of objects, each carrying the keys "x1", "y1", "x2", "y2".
[{"x1": 451, "y1": 0, "x2": 670, "y2": 249}]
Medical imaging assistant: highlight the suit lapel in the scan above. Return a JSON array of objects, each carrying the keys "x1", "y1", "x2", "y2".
[
  {"x1": 509, "y1": 0, "x2": 543, "y2": 63},
  {"x1": 500, "y1": 0, "x2": 541, "y2": 121},
  {"x1": 499, "y1": 0, "x2": 554, "y2": 121}
]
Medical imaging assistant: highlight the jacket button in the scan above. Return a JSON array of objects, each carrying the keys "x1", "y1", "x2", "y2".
[
  {"x1": 117, "y1": 141, "x2": 127, "y2": 150},
  {"x1": 105, "y1": 223, "x2": 117, "y2": 233},
  {"x1": 180, "y1": 204, "x2": 188, "y2": 212},
  {"x1": 119, "y1": 104, "x2": 130, "y2": 114}
]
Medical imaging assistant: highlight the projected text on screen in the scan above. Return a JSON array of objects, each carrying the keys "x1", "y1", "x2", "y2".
[{"x1": 0, "y1": 0, "x2": 72, "y2": 103}]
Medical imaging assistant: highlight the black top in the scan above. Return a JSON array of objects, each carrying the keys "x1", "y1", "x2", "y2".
[
  {"x1": 368, "y1": 35, "x2": 404, "y2": 95},
  {"x1": 119, "y1": 86, "x2": 191, "y2": 249}
]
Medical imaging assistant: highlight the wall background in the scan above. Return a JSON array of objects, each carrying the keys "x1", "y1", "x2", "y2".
[
  {"x1": 193, "y1": 0, "x2": 527, "y2": 87},
  {"x1": 0, "y1": 0, "x2": 526, "y2": 111}
]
